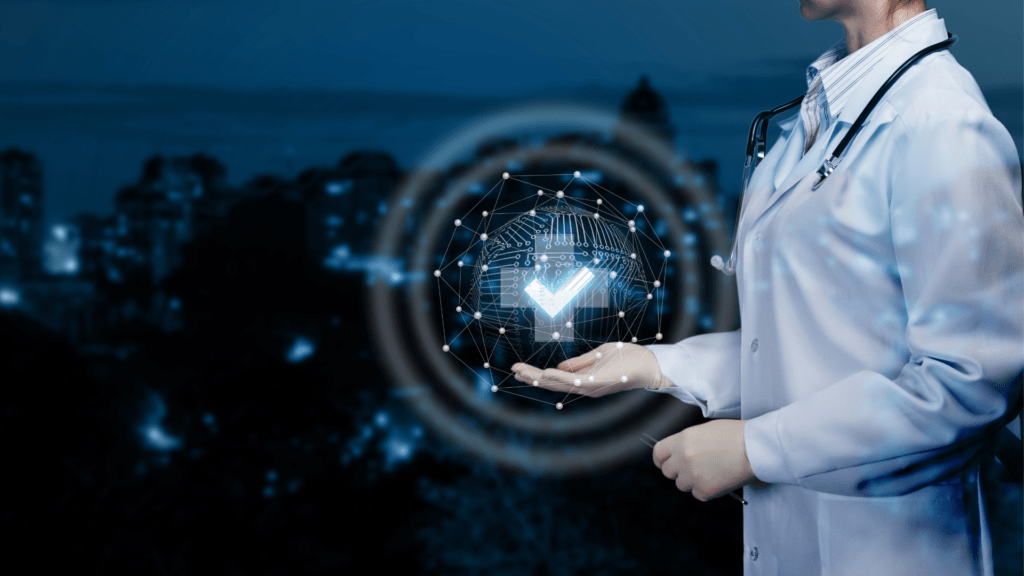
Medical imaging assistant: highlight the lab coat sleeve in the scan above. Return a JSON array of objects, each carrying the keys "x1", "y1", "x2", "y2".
[
  {"x1": 644, "y1": 329, "x2": 742, "y2": 419},
  {"x1": 743, "y1": 96, "x2": 1024, "y2": 496}
]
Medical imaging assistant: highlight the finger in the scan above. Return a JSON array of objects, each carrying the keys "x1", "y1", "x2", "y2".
[
  {"x1": 557, "y1": 350, "x2": 600, "y2": 372},
  {"x1": 540, "y1": 366, "x2": 581, "y2": 385},
  {"x1": 557, "y1": 342, "x2": 617, "y2": 372},
  {"x1": 675, "y1": 475, "x2": 694, "y2": 495},
  {"x1": 652, "y1": 440, "x2": 671, "y2": 468},
  {"x1": 511, "y1": 363, "x2": 543, "y2": 384}
]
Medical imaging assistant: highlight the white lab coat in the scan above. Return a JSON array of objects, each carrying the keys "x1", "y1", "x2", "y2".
[{"x1": 647, "y1": 16, "x2": 1023, "y2": 576}]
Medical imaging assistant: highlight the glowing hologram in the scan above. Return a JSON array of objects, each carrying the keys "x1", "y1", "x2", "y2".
[{"x1": 434, "y1": 171, "x2": 672, "y2": 410}]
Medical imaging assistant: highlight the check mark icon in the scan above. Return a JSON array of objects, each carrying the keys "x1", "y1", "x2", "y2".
[{"x1": 523, "y1": 267, "x2": 596, "y2": 318}]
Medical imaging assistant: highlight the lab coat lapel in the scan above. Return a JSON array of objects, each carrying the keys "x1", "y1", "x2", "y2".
[{"x1": 746, "y1": 17, "x2": 949, "y2": 227}]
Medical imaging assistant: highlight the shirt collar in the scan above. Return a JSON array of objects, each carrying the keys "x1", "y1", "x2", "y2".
[{"x1": 815, "y1": 8, "x2": 942, "y2": 124}]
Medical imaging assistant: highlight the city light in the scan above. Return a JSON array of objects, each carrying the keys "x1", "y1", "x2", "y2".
[
  {"x1": 286, "y1": 336, "x2": 315, "y2": 363},
  {"x1": 0, "y1": 287, "x2": 19, "y2": 306}
]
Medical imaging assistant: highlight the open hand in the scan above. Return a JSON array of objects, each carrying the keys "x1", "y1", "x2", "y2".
[{"x1": 511, "y1": 341, "x2": 670, "y2": 398}]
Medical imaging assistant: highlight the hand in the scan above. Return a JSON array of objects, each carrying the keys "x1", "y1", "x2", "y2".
[
  {"x1": 652, "y1": 420, "x2": 757, "y2": 501},
  {"x1": 511, "y1": 342, "x2": 670, "y2": 398}
]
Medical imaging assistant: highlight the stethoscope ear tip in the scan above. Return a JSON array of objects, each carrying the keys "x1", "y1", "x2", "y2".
[{"x1": 710, "y1": 255, "x2": 737, "y2": 275}]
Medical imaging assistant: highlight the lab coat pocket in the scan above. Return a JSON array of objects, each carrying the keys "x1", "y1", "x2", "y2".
[{"x1": 817, "y1": 483, "x2": 978, "y2": 576}]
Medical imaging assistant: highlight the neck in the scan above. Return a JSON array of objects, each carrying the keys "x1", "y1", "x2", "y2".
[{"x1": 840, "y1": 2, "x2": 927, "y2": 52}]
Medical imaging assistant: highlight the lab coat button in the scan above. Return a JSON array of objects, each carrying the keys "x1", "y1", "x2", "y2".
[
  {"x1": 750, "y1": 338, "x2": 758, "y2": 353},
  {"x1": 749, "y1": 547, "x2": 759, "y2": 561}
]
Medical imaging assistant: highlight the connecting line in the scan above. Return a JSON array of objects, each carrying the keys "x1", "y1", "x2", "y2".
[{"x1": 436, "y1": 171, "x2": 675, "y2": 408}]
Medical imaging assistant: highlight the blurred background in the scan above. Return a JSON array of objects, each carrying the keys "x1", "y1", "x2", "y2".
[{"x1": 0, "y1": 0, "x2": 1020, "y2": 573}]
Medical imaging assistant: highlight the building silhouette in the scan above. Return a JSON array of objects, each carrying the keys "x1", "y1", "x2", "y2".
[{"x1": 0, "y1": 148, "x2": 44, "y2": 282}]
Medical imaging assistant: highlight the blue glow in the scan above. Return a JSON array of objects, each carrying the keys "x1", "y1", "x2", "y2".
[
  {"x1": 700, "y1": 315, "x2": 715, "y2": 330},
  {"x1": 375, "y1": 411, "x2": 389, "y2": 428},
  {"x1": 202, "y1": 412, "x2": 215, "y2": 426},
  {"x1": 267, "y1": 469, "x2": 278, "y2": 482},
  {"x1": 682, "y1": 232, "x2": 697, "y2": 246},
  {"x1": 682, "y1": 207, "x2": 699, "y2": 222},
  {"x1": 139, "y1": 394, "x2": 181, "y2": 452},
  {"x1": 53, "y1": 225, "x2": 68, "y2": 240},
  {"x1": 325, "y1": 180, "x2": 352, "y2": 195},
  {"x1": 0, "y1": 287, "x2": 20, "y2": 306},
  {"x1": 325, "y1": 214, "x2": 343, "y2": 227},
  {"x1": 468, "y1": 183, "x2": 484, "y2": 194},
  {"x1": 263, "y1": 486, "x2": 275, "y2": 498},
  {"x1": 685, "y1": 297, "x2": 700, "y2": 314},
  {"x1": 168, "y1": 298, "x2": 180, "y2": 310},
  {"x1": 286, "y1": 337, "x2": 315, "y2": 363}
]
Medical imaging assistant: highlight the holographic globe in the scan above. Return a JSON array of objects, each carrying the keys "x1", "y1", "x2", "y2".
[{"x1": 467, "y1": 204, "x2": 649, "y2": 367}]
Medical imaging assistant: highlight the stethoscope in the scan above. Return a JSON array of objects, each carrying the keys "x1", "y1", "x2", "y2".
[{"x1": 711, "y1": 33, "x2": 958, "y2": 276}]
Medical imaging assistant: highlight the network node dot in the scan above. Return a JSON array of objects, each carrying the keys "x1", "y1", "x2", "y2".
[
  {"x1": 628, "y1": 220, "x2": 635, "y2": 227},
  {"x1": 481, "y1": 264, "x2": 489, "y2": 271},
  {"x1": 637, "y1": 205, "x2": 645, "y2": 212},
  {"x1": 491, "y1": 385, "x2": 498, "y2": 392},
  {"x1": 502, "y1": 172, "x2": 509, "y2": 179},
  {"x1": 535, "y1": 264, "x2": 541, "y2": 271},
  {"x1": 457, "y1": 260, "x2": 464, "y2": 267},
  {"x1": 664, "y1": 250, "x2": 671, "y2": 257},
  {"x1": 552, "y1": 331, "x2": 561, "y2": 339},
  {"x1": 499, "y1": 327, "x2": 506, "y2": 334},
  {"x1": 574, "y1": 379, "x2": 581, "y2": 386},
  {"x1": 630, "y1": 253, "x2": 636, "y2": 259},
  {"x1": 483, "y1": 362, "x2": 490, "y2": 369},
  {"x1": 540, "y1": 254, "x2": 548, "y2": 262},
  {"x1": 593, "y1": 213, "x2": 600, "y2": 219},
  {"x1": 629, "y1": 226, "x2": 636, "y2": 233},
  {"x1": 609, "y1": 271, "x2": 618, "y2": 279},
  {"x1": 456, "y1": 306, "x2": 462, "y2": 312},
  {"x1": 656, "y1": 333, "x2": 663, "y2": 340},
  {"x1": 616, "y1": 342, "x2": 624, "y2": 349},
  {"x1": 480, "y1": 233, "x2": 488, "y2": 241},
  {"x1": 589, "y1": 376, "x2": 595, "y2": 381},
  {"x1": 574, "y1": 171, "x2": 581, "y2": 178},
  {"x1": 631, "y1": 337, "x2": 638, "y2": 343},
  {"x1": 474, "y1": 311, "x2": 482, "y2": 319},
  {"x1": 556, "y1": 190, "x2": 564, "y2": 198},
  {"x1": 537, "y1": 190, "x2": 544, "y2": 196},
  {"x1": 596, "y1": 199, "x2": 603, "y2": 205},
  {"x1": 593, "y1": 258, "x2": 600, "y2": 264},
  {"x1": 533, "y1": 380, "x2": 539, "y2": 386},
  {"x1": 442, "y1": 345, "x2": 450, "y2": 352},
  {"x1": 621, "y1": 375, "x2": 628, "y2": 382},
  {"x1": 596, "y1": 352, "x2": 602, "y2": 358},
  {"x1": 647, "y1": 293, "x2": 653, "y2": 300},
  {"x1": 565, "y1": 321, "x2": 573, "y2": 328},
  {"x1": 654, "y1": 280, "x2": 661, "y2": 287},
  {"x1": 433, "y1": 270, "x2": 441, "y2": 277},
  {"x1": 454, "y1": 219, "x2": 462, "y2": 226},
  {"x1": 618, "y1": 311, "x2": 625, "y2": 318},
  {"x1": 529, "y1": 209, "x2": 536, "y2": 216},
  {"x1": 482, "y1": 210, "x2": 489, "y2": 217},
  {"x1": 556, "y1": 403, "x2": 563, "y2": 410}
]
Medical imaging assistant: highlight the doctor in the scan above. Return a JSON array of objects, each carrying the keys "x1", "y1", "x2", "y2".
[{"x1": 512, "y1": 0, "x2": 1023, "y2": 574}]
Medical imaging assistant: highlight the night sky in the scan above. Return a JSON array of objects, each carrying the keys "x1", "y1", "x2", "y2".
[{"x1": 0, "y1": 0, "x2": 1021, "y2": 220}]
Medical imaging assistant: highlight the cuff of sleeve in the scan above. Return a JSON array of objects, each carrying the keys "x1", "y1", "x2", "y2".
[
  {"x1": 644, "y1": 344, "x2": 712, "y2": 418},
  {"x1": 743, "y1": 409, "x2": 798, "y2": 485}
]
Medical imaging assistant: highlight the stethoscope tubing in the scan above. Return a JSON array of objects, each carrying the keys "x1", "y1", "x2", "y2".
[{"x1": 713, "y1": 34, "x2": 958, "y2": 276}]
